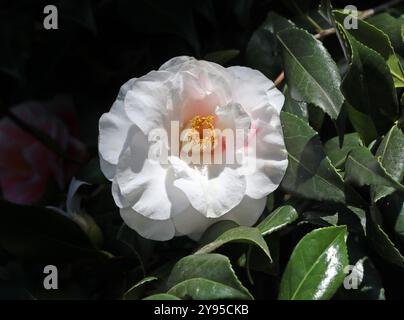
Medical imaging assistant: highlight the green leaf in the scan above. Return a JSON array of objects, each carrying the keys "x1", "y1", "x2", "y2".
[
  {"x1": 166, "y1": 254, "x2": 252, "y2": 300},
  {"x1": 334, "y1": 11, "x2": 404, "y2": 88},
  {"x1": 198, "y1": 220, "x2": 239, "y2": 247},
  {"x1": 378, "y1": 192, "x2": 404, "y2": 245},
  {"x1": 280, "y1": 111, "x2": 346, "y2": 203},
  {"x1": 367, "y1": 13, "x2": 404, "y2": 60},
  {"x1": 195, "y1": 226, "x2": 272, "y2": 263},
  {"x1": 344, "y1": 147, "x2": 404, "y2": 192},
  {"x1": 334, "y1": 234, "x2": 385, "y2": 300},
  {"x1": 246, "y1": 12, "x2": 294, "y2": 79},
  {"x1": 336, "y1": 256, "x2": 385, "y2": 300},
  {"x1": 324, "y1": 133, "x2": 363, "y2": 169},
  {"x1": 367, "y1": 206, "x2": 404, "y2": 268},
  {"x1": 257, "y1": 205, "x2": 299, "y2": 236},
  {"x1": 282, "y1": 85, "x2": 308, "y2": 121},
  {"x1": 319, "y1": 0, "x2": 349, "y2": 59},
  {"x1": 143, "y1": 294, "x2": 181, "y2": 300},
  {"x1": 277, "y1": 27, "x2": 344, "y2": 119},
  {"x1": 0, "y1": 201, "x2": 104, "y2": 262},
  {"x1": 204, "y1": 49, "x2": 239, "y2": 66},
  {"x1": 124, "y1": 276, "x2": 158, "y2": 300},
  {"x1": 371, "y1": 125, "x2": 404, "y2": 202},
  {"x1": 337, "y1": 23, "x2": 398, "y2": 143},
  {"x1": 278, "y1": 225, "x2": 349, "y2": 300}
]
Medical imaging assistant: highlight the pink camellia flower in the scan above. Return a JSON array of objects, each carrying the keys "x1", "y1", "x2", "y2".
[
  {"x1": 0, "y1": 97, "x2": 87, "y2": 204},
  {"x1": 99, "y1": 56, "x2": 288, "y2": 241}
]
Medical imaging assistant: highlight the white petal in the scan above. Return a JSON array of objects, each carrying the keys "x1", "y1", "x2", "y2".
[
  {"x1": 111, "y1": 177, "x2": 130, "y2": 209},
  {"x1": 159, "y1": 56, "x2": 195, "y2": 72},
  {"x1": 116, "y1": 129, "x2": 188, "y2": 220},
  {"x1": 215, "y1": 102, "x2": 251, "y2": 132},
  {"x1": 120, "y1": 207, "x2": 175, "y2": 241},
  {"x1": 173, "y1": 196, "x2": 266, "y2": 241},
  {"x1": 123, "y1": 71, "x2": 172, "y2": 135},
  {"x1": 169, "y1": 157, "x2": 246, "y2": 218},
  {"x1": 240, "y1": 115, "x2": 288, "y2": 199},
  {"x1": 227, "y1": 66, "x2": 285, "y2": 119},
  {"x1": 99, "y1": 153, "x2": 117, "y2": 181},
  {"x1": 222, "y1": 196, "x2": 266, "y2": 227},
  {"x1": 99, "y1": 79, "x2": 136, "y2": 180},
  {"x1": 172, "y1": 205, "x2": 215, "y2": 240}
]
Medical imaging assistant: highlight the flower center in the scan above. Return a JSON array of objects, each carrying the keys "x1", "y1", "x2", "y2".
[{"x1": 181, "y1": 115, "x2": 218, "y2": 153}]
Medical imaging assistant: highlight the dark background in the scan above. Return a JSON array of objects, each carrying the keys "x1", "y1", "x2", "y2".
[
  {"x1": 0, "y1": 0, "x2": 386, "y2": 154},
  {"x1": 0, "y1": 0, "x2": 403, "y2": 300}
]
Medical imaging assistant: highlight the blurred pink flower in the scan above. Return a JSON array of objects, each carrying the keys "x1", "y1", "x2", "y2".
[{"x1": 0, "y1": 96, "x2": 87, "y2": 204}]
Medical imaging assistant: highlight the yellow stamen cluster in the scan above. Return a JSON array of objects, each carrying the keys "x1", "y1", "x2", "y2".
[{"x1": 185, "y1": 115, "x2": 217, "y2": 152}]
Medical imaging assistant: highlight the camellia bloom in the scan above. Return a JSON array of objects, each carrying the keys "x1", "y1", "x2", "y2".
[
  {"x1": 99, "y1": 56, "x2": 288, "y2": 241},
  {"x1": 0, "y1": 97, "x2": 87, "y2": 204}
]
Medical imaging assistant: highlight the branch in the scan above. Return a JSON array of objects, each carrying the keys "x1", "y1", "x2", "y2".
[{"x1": 274, "y1": 0, "x2": 403, "y2": 87}]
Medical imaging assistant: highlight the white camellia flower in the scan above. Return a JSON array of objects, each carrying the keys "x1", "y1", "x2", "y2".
[{"x1": 99, "y1": 56, "x2": 288, "y2": 241}]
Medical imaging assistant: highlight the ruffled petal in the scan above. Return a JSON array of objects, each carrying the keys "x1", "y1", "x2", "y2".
[
  {"x1": 120, "y1": 207, "x2": 175, "y2": 241},
  {"x1": 223, "y1": 195, "x2": 266, "y2": 227},
  {"x1": 172, "y1": 204, "x2": 214, "y2": 240},
  {"x1": 124, "y1": 71, "x2": 173, "y2": 135},
  {"x1": 240, "y1": 115, "x2": 288, "y2": 199},
  {"x1": 227, "y1": 66, "x2": 284, "y2": 120},
  {"x1": 99, "y1": 79, "x2": 136, "y2": 180},
  {"x1": 159, "y1": 56, "x2": 195, "y2": 72},
  {"x1": 116, "y1": 128, "x2": 188, "y2": 220},
  {"x1": 169, "y1": 156, "x2": 246, "y2": 218},
  {"x1": 111, "y1": 177, "x2": 130, "y2": 209},
  {"x1": 172, "y1": 196, "x2": 266, "y2": 241}
]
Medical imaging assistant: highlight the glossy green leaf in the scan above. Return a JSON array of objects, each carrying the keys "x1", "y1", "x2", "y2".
[
  {"x1": 371, "y1": 125, "x2": 404, "y2": 202},
  {"x1": 277, "y1": 27, "x2": 344, "y2": 119},
  {"x1": 278, "y1": 225, "x2": 348, "y2": 300},
  {"x1": 367, "y1": 13, "x2": 404, "y2": 59},
  {"x1": 124, "y1": 276, "x2": 158, "y2": 300},
  {"x1": 257, "y1": 205, "x2": 299, "y2": 236},
  {"x1": 319, "y1": 0, "x2": 349, "y2": 59},
  {"x1": 337, "y1": 23, "x2": 398, "y2": 143},
  {"x1": 344, "y1": 147, "x2": 404, "y2": 192},
  {"x1": 335, "y1": 235, "x2": 385, "y2": 300},
  {"x1": 334, "y1": 11, "x2": 404, "y2": 88},
  {"x1": 280, "y1": 111, "x2": 346, "y2": 203},
  {"x1": 367, "y1": 206, "x2": 404, "y2": 268},
  {"x1": 282, "y1": 85, "x2": 308, "y2": 121},
  {"x1": 378, "y1": 192, "x2": 404, "y2": 245},
  {"x1": 198, "y1": 220, "x2": 239, "y2": 247},
  {"x1": 195, "y1": 226, "x2": 271, "y2": 263},
  {"x1": 166, "y1": 254, "x2": 252, "y2": 300},
  {"x1": 143, "y1": 294, "x2": 181, "y2": 300},
  {"x1": 246, "y1": 12, "x2": 294, "y2": 79},
  {"x1": 0, "y1": 201, "x2": 104, "y2": 262},
  {"x1": 324, "y1": 133, "x2": 363, "y2": 169},
  {"x1": 336, "y1": 256, "x2": 385, "y2": 300}
]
